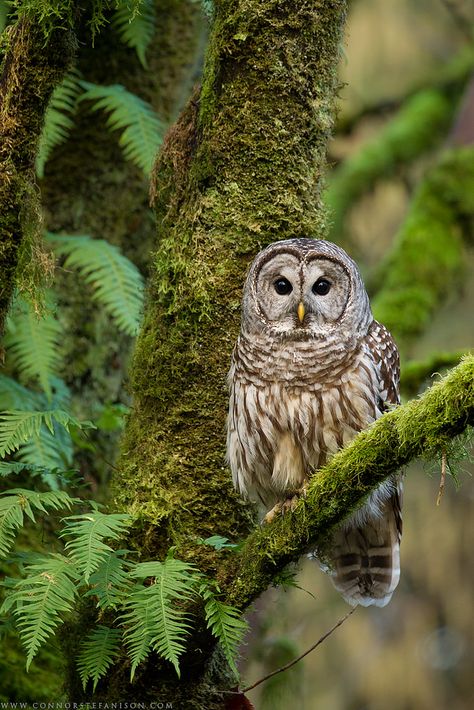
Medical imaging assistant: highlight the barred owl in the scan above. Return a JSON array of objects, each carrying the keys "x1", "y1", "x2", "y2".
[{"x1": 227, "y1": 238, "x2": 402, "y2": 607}]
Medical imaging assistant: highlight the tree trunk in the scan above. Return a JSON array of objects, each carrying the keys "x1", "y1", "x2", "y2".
[{"x1": 68, "y1": 0, "x2": 348, "y2": 705}]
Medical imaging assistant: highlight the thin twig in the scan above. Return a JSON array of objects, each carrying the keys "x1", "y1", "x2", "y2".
[
  {"x1": 436, "y1": 450, "x2": 447, "y2": 506},
  {"x1": 241, "y1": 606, "x2": 356, "y2": 694}
]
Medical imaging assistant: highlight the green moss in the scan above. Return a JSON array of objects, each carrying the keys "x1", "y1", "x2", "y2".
[
  {"x1": 116, "y1": 0, "x2": 347, "y2": 543},
  {"x1": 107, "y1": 0, "x2": 348, "y2": 700},
  {"x1": 0, "y1": 18, "x2": 75, "y2": 333},
  {"x1": 372, "y1": 146, "x2": 474, "y2": 352}
]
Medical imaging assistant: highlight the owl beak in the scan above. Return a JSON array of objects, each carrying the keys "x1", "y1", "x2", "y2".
[{"x1": 297, "y1": 301, "x2": 305, "y2": 324}]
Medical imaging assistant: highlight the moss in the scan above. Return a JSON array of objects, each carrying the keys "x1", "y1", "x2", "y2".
[
  {"x1": 116, "y1": 0, "x2": 347, "y2": 542},
  {"x1": 222, "y1": 356, "x2": 474, "y2": 609},
  {"x1": 326, "y1": 88, "x2": 463, "y2": 240},
  {"x1": 371, "y1": 146, "x2": 474, "y2": 353},
  {"x1": 107, "y1": 0, "x2": 348, "y2": 701},
  {"x1": 0, "y1": 17, "x2": 75, "y2": 333},
  {"x1": 400, "y1": 351, "x2": 467, "y2": 396}
]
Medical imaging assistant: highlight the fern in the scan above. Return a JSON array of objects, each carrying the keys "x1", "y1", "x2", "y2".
[
  {"x1": 200, "y1": 583, "x2": 248, "y2": 677},
  {"x1": 0, "y1": 553, "x2": 79, "y2": 669},
  {"x1": 0, "y1": 409, "x2": 93, "y2": 458},
  {"x1": 113, "y1": 0, "x2": 155, "y2": 68},
  {"x1": 0, "y1": 377, "x2": 76, "y2": 487},
  {"x1": 0, "y1": 374, "x2": 41, "y2": 410},
  {"x1": 0, "y1": 461, "x2": 49, "y2": 478},
  {"x1": 79, "y1": 82, "x2": 164, "y2": 174},
  {"x1": 122, "y1": 558, "x2": 199, "y2": 678},
  {"x1": 0, "y1": 1, "x2": 10, "y2": 34},
  {"x1": 46, "y1": 233, "x2": 144, "y2": 336},
  {"x1": 0, "y1": 489, "x2": 76, "y2": 559},
  {"x1": 85, "y1": 549, "x2": 132, "y2": 610},
  {"x1": 36, "y1": 70, "x2": 83, "y2": 178},
  {"x1": 3, "y1": 295, "x2": 63, "y2": 400},
  {"x1": 60, "y1": 511, "x2": 132, "y2": 583},
  {"x1": 77, "y1": 625, "x2": 122, "y2": 691}
]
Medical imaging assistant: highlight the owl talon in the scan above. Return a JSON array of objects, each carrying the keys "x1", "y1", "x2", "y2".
[{"x1": 263, "y1": 485, "x2": 308, "y2": 524}]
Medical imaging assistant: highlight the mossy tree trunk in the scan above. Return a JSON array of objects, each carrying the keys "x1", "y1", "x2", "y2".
[
  {"x1": 0, "y1": 18, "x2": 75, "y2": 334},
  {"x1": 75, "y1": 0, "x2": 348, "y2": 706}
]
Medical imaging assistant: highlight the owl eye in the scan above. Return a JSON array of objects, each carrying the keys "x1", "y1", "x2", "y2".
[
  {"x1": 274, "y1": 278, "x2": 293, "y2": 295},
  {"x1": 312, "y1": 278, "x2": 331, "y2": 296}
]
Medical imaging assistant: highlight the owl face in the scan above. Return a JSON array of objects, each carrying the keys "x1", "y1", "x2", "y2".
[{"x1": 242, "y1": 239, "x2": 371, "y2": 340}]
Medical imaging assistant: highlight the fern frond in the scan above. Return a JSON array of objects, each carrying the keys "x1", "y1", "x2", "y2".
[
  {"x1": 0, "y1": 461, "x2": 48, "y2": 478},
  {"x1": 77, "y1": 625, "x2": 122, "y2": 691},
  {"x1": 0, "y1": 553, "x2": 79, "y2": 669},
  {"x1": 60, "y1": 512, "x2": 132, "y2": 583},
  {"x1": 0, "y1": 375, "x2": 41, "y2": 410},
  {"x1": 0, "y1": 1, "x2": 11, "y2": 34},
  {"x1": 86, "y1": 549, "x2": 133, "y2": 610},
  {"x1": 46, "y1": 233, "x2": 144, "y2": 336},
  {"x1": 36, "y1": 70, "x2": 83, "y2": 178},
  {"x1": 79, "y1": 82, "x2": 164, "y2": 174},
  {"x1": 0, "y1": 489, "x2": 76, "y2": 559},
  {"x1": 201, "y1": 584, "x2": 248, "y2": 677},
  {"x1": 0, "y1": 409, "x2": 93, "y2": 458},
  {"x1": 3, "y1": 295, "x2": 63, "y2": 400},
  {"x1": 122, "y1": 558, "x2": 198, "y2": 678},
  {"x1": 112, "y1": 0, "x2": 155, "y2": 68}
]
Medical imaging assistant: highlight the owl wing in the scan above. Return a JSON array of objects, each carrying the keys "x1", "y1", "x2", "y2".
[
  {"x1": 365, "y1": 319, "x2": 400, "y2": 407},
  {"x1": 328, "y1": 320, "x2": 403, "y2": 607}
]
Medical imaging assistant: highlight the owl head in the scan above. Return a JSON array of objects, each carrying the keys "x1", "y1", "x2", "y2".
[{"x1": 241, "y1": 238, "x2": 372, "y2": 340}]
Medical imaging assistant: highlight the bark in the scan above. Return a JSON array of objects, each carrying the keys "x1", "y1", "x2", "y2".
[{"x1": 0, "y1": 18, "x2": 75, "y2": 335}]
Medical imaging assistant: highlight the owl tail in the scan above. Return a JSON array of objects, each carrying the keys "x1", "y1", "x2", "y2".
[{"x1": 327, "y1": 493, "x2": 402, "y2": 607}]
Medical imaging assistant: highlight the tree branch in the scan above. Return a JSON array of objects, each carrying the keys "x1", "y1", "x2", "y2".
[{"x1": 222, "y1": 356, "x2": 474, "y2": 609}]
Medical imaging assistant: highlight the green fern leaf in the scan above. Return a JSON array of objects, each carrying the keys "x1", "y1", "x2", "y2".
[
  {"x1": 60, "y1": 512, "x2": 132, "y2": 583},
  {"x1": 77, "y1": 625, "x2": 122, "y2": 691},
  {"x1": 46, "y1": 233, "x2": 144, "y2": 336},
  {"x1": 0, "y1": 409, "x2": 93, "y2": 458},
  {"x1": 79, "y1": 82, "x2": 164, "y2": 174},
  {"x1": 0, "y1": 1, "x2": 11, "y2": 34},
  {"x1": 0, "y1": 462, "x2": 48, "y2": 478},
  {"x1": 36, "y1": 70, "x2": 82, "y2": 178},
  {"x1": 0, "y1": 489, "x2": 76, "y2": 559},
  {"x1": 86, "y1": 549, "x2": 133, "y2": 610},
  {"x1": 201, "y1": 585, "x2": 248, "y2": 677},
  {"x1": 0, "y1": 553, "x2": 79, "y2": 669},
  {"x1": 112, "y1": 0, "x2": 155, "y2": 68},
  {"x1": 0, "y1": 375, "x2": 40, "y2": 410},
  {"x1": 3, "y1": 295, "x2": 63, "y2": 400},
  {"x1": 122, "y1": 558, "x2": 198, "y2": 678}
]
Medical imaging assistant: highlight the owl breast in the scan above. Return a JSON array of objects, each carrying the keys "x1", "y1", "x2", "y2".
[{"x1": 227, "y1": 332, "x2": 382, "y2": 507}]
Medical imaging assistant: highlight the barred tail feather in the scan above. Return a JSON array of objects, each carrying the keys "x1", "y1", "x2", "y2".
[{"x1": 328, "y1": 492, "x2": 402, "y2": 607}]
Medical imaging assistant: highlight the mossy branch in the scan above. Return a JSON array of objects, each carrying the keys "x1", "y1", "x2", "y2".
[
  {"x1": 326, "y1": 88, "x2": 463, "y2": 241},
  {"x1": 371, "y1": 146, "x2": 474, "y2": 352},
  {"x1": 0, "y1": 17, "x2": 75, "y2": 333},
  {"x1": 222, "y1": 356, "x2": 474, "y2": 610}
]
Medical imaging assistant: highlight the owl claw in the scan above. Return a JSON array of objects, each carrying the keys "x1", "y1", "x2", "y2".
[{"x1": 263, "y1": 484, "x2": 308, "y2": 524}]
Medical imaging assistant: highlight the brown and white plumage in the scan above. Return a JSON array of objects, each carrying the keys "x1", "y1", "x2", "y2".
[{"x1": 227, "y1": 238, "x2": 402, "y2": 607}]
